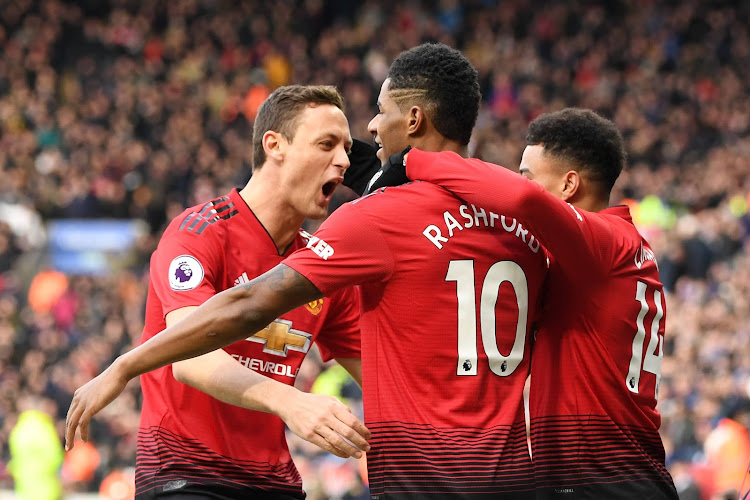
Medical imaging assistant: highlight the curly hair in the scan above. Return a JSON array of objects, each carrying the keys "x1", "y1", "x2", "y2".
[
  {"x1": 526, "y1": 108, "x2": 626, "y2": 193},
  {"x1": 387, "y1": 43, "x2": 480, "y2": 145},
  {"x1": 252, "y1": 85, "x2": 344, "y2": 169}
]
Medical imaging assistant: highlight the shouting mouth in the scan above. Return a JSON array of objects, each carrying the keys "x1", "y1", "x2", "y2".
[
  {"x1": 321, "y1": 177, "x2": 343, "y2": 202},
  {"x1": 322, "y1": 180, "x2": 337, "y2": 198}
]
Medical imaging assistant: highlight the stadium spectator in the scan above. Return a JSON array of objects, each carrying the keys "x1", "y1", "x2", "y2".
[{"x1": 8, "y1": 397, "x2": 64, "y2": 500}]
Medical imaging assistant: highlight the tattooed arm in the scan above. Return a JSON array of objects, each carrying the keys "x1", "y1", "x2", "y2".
[
  {"x1": 66, "y1": 264, "x2": 352, "y2": 449},
  {"x1": 129, "y1": 263, "x2": 321, "y2": 376}
]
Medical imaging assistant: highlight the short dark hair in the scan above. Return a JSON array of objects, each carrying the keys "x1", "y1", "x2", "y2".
[
  {"x1": 526, "y1": 108, "x2": 626, "y2": 193},
  {"x1": 252, "y1": 85, "x2": 344, "y2": 169},
  {"x1": 387, "y1": 43, "x2": 480, "y2": 145}
]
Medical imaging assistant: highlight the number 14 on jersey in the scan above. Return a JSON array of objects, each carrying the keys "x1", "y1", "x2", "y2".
[{"x1": 627, "y1": 280, "x2": 665, "y2": 399}]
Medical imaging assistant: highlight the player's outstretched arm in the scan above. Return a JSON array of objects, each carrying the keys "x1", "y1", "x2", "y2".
[
  {"x1": 171, "y1": 347, "x2": 370, "y2": 458},
  {"x1": 405, "y1": 149, "x2": 597, "y2": 266},
  {"x1": 65, "y1": 263, "x2": 336, "y2": 450}
]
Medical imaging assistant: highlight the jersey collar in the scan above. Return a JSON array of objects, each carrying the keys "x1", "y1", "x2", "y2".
[
  {"x1": 601, "y1": 204, "x2": 632, "y2": 223},
  {"x1": 228, "y1": 188, "x2": 296, "y2": 256}
]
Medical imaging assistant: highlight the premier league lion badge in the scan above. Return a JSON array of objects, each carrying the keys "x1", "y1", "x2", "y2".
[{"x1": 168, "y1": 255, "x2": 204, "y2": 291}]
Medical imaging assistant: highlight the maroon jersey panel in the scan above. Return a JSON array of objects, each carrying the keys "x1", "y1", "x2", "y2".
[
  {"x1": 285, "y1": 182, "x2": 548, "y2": 499},
  {"x1": 137, "y1": 189, "x2": 360, "y2": 498},
  {"x1": 407, "y1": 150, "x2": 677, "y2": 499}
]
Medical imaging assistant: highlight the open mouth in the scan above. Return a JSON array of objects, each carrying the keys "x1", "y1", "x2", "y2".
[{"x1": 322, "y1": 180, "x2": 338, "y2": 197}]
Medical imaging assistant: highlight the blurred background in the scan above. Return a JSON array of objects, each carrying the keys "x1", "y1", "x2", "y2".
[{"x1": 0, "y1": 0, "x2": 748, "y2": 499}]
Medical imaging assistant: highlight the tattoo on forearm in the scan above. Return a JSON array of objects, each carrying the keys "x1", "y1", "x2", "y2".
[{"x1": 241, "y1": 265, "x2": 322, "y2": 300}]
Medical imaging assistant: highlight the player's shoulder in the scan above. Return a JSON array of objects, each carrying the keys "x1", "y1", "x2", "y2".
[
  {"x1": 595, "y1": 205, "x2": 634, "y2": 224},
  {"x1": 577, "y1": 204, "x2": 637, "y2": 238},
  {"x1": 596, "y1": 206, "x2": 662, "y2": 271},
  {"x1": 350, "y1": 181, "x2": 451, "y2": 210},
  {"x1": 159, "y1": 194, "x2": 242, "y2": 252},
  {"x1": 597, "y1": 207, "x2": 644, "y2": 243}
]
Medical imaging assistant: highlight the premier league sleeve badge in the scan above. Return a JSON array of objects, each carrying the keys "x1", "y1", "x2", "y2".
[{"x1": 168, "y1": 255, "x2": 205, "y2": 291}]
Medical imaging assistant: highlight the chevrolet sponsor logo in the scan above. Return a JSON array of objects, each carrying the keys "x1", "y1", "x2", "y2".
[{"x1": 246, "y1": 320, "x2": 312, "y2": 356}]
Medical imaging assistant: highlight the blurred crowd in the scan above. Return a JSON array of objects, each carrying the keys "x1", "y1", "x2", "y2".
[{"x1": 0, "y1": 0, "x2": 748, "y2": 498}]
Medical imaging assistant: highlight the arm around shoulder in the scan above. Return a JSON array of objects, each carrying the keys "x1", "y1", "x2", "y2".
[
  {"x1": 406, "y1": 149, "x2": 598, "y2": 264},
  {"x1": 406, "y1": 149, "x2": 538, "y2": 211}
]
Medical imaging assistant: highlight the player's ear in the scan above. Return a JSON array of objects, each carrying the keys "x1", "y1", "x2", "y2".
[
  {"x1": 263, "y1": 130, "x2": 285, "y2": 163},
  {"x1": 561, "y1": 170, "x2": 580, "y2": 202},
  {"x1": 407, "y1": 105, "x2": 427, "y2": 137}
]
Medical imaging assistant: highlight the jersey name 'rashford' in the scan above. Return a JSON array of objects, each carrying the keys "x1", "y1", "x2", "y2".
[{"x1": 423, "y1": 203, "x2": 542, "y2": 253}]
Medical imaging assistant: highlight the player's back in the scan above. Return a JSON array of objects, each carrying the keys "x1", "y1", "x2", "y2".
[
  {"x1": 400, "y1": 149, "x2": 677, "y2": 499},
  {"x1": 293, "y1": 182, "x2": 547, "y2": 499},
  {"x1": 530, "y1": 207, "x2": 677, "y2": 499}
]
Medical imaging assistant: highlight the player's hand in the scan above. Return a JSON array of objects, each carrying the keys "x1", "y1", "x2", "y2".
[
  {"x1": 343, "y1": 138, "x2": 382, "y2": 196},
  {"x1": 65, "y1": 360, "x2": 130, "y2": 451},
  {"x1": 362, "y1": 146, "x2": 411, "y2": 195},
  {"x1": 277, "y1": 390, "x2": 371, "y2": 459}
]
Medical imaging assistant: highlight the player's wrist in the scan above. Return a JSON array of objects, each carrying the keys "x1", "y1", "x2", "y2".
[
  {"x1": 111, "y1": 354, "x2": 138, "y2": 383},
  {"x1": 256, "y1": 380, "x2": 298, "y2": 418}
]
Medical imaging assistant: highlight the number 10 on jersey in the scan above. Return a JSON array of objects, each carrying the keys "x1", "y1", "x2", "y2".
[{"x1": 446, "y1": 260, "x2": 529, "y2": 377}]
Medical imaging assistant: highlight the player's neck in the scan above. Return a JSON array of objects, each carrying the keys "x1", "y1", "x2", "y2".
[
  {"x1": 414, "y1": 136, "x2": 468, "y2": 157},
  {"x1": 564, "y1": 179, "x2": 611, "y2": 213},
  {"x1": 239, "y1": 180, "x2": 304, "y2": 254},
  {"x1": 571, "y1": 195, "x2": 610, "y2": 213}
]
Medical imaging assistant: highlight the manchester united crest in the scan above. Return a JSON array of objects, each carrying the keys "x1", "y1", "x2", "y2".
[{"x1": 305, "y1": 298, "x2": 324, "y2": 315}]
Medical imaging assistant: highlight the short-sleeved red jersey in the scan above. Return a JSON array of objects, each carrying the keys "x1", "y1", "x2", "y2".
[
  {"x1": 137, "y1": 189, "x2": 360, "y2": 499},
  {"x1": 407, "y1": 150, "x2": 678, "y2": 499},
  {"x1": 285, "y1": 182, "x2": 548, "y2": 499}
]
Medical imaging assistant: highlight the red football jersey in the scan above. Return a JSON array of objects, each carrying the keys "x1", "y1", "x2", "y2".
[
  {"x1": 407, "y1": 150, "x2": 678, "y2": 499},
  {"x1": 285, "y1": 182, "x2": 548, "y2": 499},
  {"x1": 137, "y1": 189, "x2": 360, "y2": 498}
]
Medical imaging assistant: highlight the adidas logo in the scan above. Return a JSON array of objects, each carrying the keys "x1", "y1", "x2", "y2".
[{"x1": 234, "y1": 272, "x2": 250, "y2": 286}]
